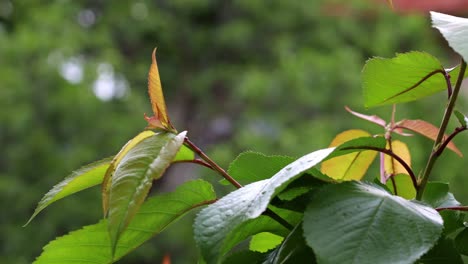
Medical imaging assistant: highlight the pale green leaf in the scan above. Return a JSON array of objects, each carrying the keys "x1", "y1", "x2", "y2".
[
  {"x1": 249, "y1": 232, "x2": 283, "y2": 253},
  {"x1": 25, "y1": 157, "x2": 112, "y2": 226},
  {"x1": 303, "y1": 181, "x2": 443, "y2": 264},
  {"x1": 431, "y1": 12, "x2": 468, "y2": 63},
  {"x1": 107, "y1": 131, "x2": 186, "y2": 255},
  {"x1": 34, "y1": 179, "x2": 215, "y2": 264},
  {"x1": 385, "y1": 173, "x2": 416, "y2": 200}
]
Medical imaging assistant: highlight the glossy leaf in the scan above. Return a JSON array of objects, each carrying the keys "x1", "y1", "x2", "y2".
[
  {"x1": 454, "y1": 110, "x2": 467, "y2": 127},
  {"x1": 397, "y1": 119, "x2": 462, "y2": 156},
  {"x1": 25, "y1": 157, "x2": 112, "y2": 226},
  {"x1": 431, "y1": 12, "x2": 468, "y2": 63},
  {"x1": 145, "y1": 48, "x2": 172, "y2": 130},
  {"x1": 303, "y1": 181, "x2": 443, "y2": 264},
  {"x1": 34, "y1": 180, "x2": 215, "y2": 264},
  {"x1": 194, "y1": 147, "x2": 335, "y2": 263},
  {"x1": 363, "y1": 52, "x2": 446, "y2": 107},
  {"x1": 102, "y1": 130, "x2": 156, "y2": 214},
  {"x1": 249, "y1": 232, "x2": 283, "y2": 253},
  {"x1": 385, "y1": 173, "x2": 416, "y2": 200},
  {"x1": 107, "y1": 131, "x2": 186, "y2": 255},
  {"x1": 384, "y1": 140, "x2": 411, "y2": 176},
  {"x1": 321, "y1": 130, "x2": 378, "y2": 180}
]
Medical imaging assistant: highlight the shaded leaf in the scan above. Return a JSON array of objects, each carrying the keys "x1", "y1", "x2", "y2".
[
  {"x1": 455, "y1": 228, "x2": 468, "y2": 255},
  {"x1": 264, "y1": 224, "x2": 316, "y2": 264},
  {"x1": 397, "y1": 119, "x2": 462, "y2": 157},
  {"x1": 25, "y1": 157, "x2": 112, "y2": 226},
  {"x1": 417, "y1": 236, "x2": 463, "y2": 264},
  {"x1": 431, "y1": 12, "x2": 468, "y2": 63},
  {"x1": 222, "y1": 251, "x2": 265, "y2": 264},
  {"x1": 194, "y1": 147, "x2": 335, "y2": 263},
  {"x1": 34, "y1": 180, "x2": 216, "y2": 264},
  {"x1": 384, "y1": 140, "x2": 411, "y2": 176},
  {"x1": 303, "y1": 181, "x2": 443, "y2": 264},
  {"x1": 321, "y1": 130, "x2": 378, "y2": 180},
  {"x1": 107, "y1": 131, "x2": 186, "y2": 255},
  {"x1": 249, "y1": 232, "x2": 284, "y2": 253},
  {"x1": 145, "y1": 48, "x2": 173, "y2": 130},
  {"x1": 102, "y1": 130, "x2": 156, "y2": 214},
  {"x1": 363, "y1": 52, "x2": 446, "y2": 107},
  {"x1": 386, "y1": 174, "x2": 416, "y2": 200}
]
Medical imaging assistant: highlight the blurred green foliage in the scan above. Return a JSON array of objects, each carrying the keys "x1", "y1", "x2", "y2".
[{"x1": 1, "y1": 0, "x2": 467, "y2": 263}]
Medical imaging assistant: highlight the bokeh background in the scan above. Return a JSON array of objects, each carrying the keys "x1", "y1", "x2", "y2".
[{"x1": 2, "y1": 0, "x2": 468, "y2": 263}]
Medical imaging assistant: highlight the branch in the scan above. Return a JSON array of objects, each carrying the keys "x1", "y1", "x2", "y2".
[
  {"x1": 435, "y1": 126, "x2": 467, "y2": 156},
  {"x1": 436, "y1": 206, "x2": 468, "y2": 212}
]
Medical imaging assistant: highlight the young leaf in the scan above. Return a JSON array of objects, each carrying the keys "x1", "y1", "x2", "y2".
[
  {"x1": 384, "y1": 140, "x2": 411, "y2": 176},
  {"x1": 397, "y1": 119, "x2": 462, "y2": 157},
  {"x1": 107, "y1": 131, "x2": 186, "y2": 255},
  {"x1": 303, "y1": 181, "x2": 443, "y2": 264},
  {"x1": 102, "y1": 130, "x2": 156, "y2": 214},
  {"x1": 173, "y1": 144, "x2": 195, "y2": 161},
  {"x1": 344, "y1": 106, "x2": 386, "y2": 127},
  {"x1": 25, "y1": 157, "x2": 112, "y2": 226},
  {"x1": 363, "y1": 52, "x2": 447, "y2": 107},
  {"x1": 145, "y1": 48, "x2": 173, "y2": 130},
  {"x1": 321, "y1": 130, "x2": 378, "y2": 181},
  {"x1": 34, "y1": 180, "x2": 216, "y2": 264},
  {"x1": 249, "y1": 232, "x2": 284, "y2": 253},
  {"x1": 431, "y1": 12, "x2": 468, "y2": 63},
  {"x1": 194, "y1": 147, "x2": 335, "y2": 263},
  {"x1": 385, "y1": 173, "x2": 416, "y2": 200}
]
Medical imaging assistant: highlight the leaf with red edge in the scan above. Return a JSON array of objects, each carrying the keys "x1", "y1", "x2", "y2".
[
  {"x1": 345, "y1": 106, "x2": 386, "y2": 127},
  {"x1": 397, "y1": 119, "x2": 462, "y2": 157},
  {"x1": 146, "y1": 48, "x2": 173, "y2": 131}
]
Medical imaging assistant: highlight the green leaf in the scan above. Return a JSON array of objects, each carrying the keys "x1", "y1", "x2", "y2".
[
  {"x1": 385, "y1": 173, "x2": 416, "y2": 200},
  {"x1": 249, "y1": 232, "x2": 283, "y2": 253},
  {"x1": 422, "y1": 182, "x2": 464, "y2": 234},
  {"x1": 107, "y1": 131, "x2": 186, "y2": 255},
  {"x1": 265, "y1": 224, "x2": 316, "y2": 264},
  {"x1": 222, "y1": 251, "x2": 265, "y2": 264},
  {"x1": 431, "y1": 12, "x2": 468, "y2": 63},
  {"x1": 417, "y1": 236, "x2": 463, "y2": 264},
  {"x1": 303, "y1": 181, "x2": 443, "y2": 264},
  {"x1": 363, "y1": 52, "x2": 447, "y2": 107},
  {"x1": 24, "y1": 157, "x2": 112, "y2": 226},
  {"x1": 454, "y1": 110, "x2": 468, "y2": 127},
  {"x1": 34, "y1": 179, "x2": 216, "y2": 264},
  {"x1": 224, "y1": 152, "x2": 294, "y2": 185},
  {"x1": 173, "y1": 144, "x2": 195, "y2": 161},
  {"x1": 455, "y1": 227, "x2": 468, "y2": 255},
  {"x1": 194, "y1": 147, "x2": 335, "y2": 263}
]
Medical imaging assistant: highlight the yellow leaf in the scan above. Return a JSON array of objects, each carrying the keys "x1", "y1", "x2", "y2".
[
  {"x1": 146, "y1": 48, "x2": 172, "y2": 130},
  {"x1": 321, "y1": 129, "x2": 377, "y2": 181},
  {"x1": 384, "y1": 140, "x2": 411, "y2": 176},
  {"x1": 101, "y1": 130, "x2": 155, "y2": 215},
  {"x1": 386, "y1": 174, "x2": 416, "y2": 200}
]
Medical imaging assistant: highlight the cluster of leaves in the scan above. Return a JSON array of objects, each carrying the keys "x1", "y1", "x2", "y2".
[{"x1": 28, "y1": 11, "x2": 468, "y2": 264}]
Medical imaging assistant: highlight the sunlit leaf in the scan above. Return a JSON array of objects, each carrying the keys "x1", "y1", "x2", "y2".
[
  {"x1": 34, "y1": 180, "x2": 215, "y2": 264},
  {"x1": 304, "y1": 181, "x2": 443, "y2": 264},
  {"x1": 363, "y1": 52, "x2": 447, "y2": 107},
  {"x1": 173, "y1": 144, "x2": 195, "y2": 161},
  {"x1": 145, "y1": 48, "x2": 173, "y2": 130},
  {"x1": 431, "y1": 12, "x2": 468, "y2": 63},
  {"x1": 385, "y1": 173, "x2": 416, "y2": 200},
  {"x1": 102, "y1": 130, "x2": 156, "y2": 214},
  {"x1": 25, "y1": 157, "x2": 112, "y2": 226},
  {"x1": 321, "y1": 130, "x2": 378, "y2": 180},
  {"x1": 397, "y1": 119, "x2": 462, "y2": 156},
  {"x1": 107, "y1": 131, "x2": 186, "y2": 255},
  {"x1": 384, "y1": 140, "x2": 411, "y2": 176},
  {"x1": 249, "y1": 232, "x2": 283, "y2": 253}
]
